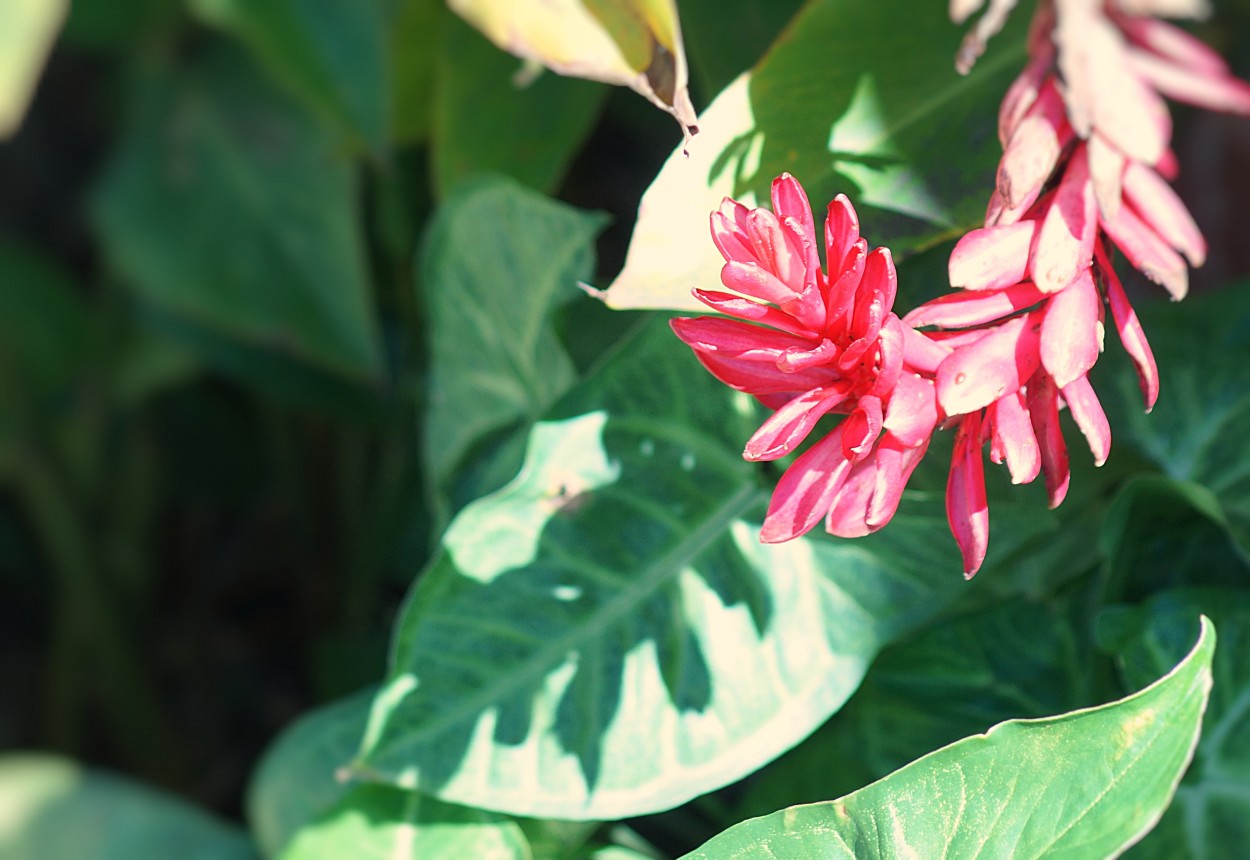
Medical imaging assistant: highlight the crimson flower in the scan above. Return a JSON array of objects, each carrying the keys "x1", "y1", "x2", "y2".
[{"x1": 671, "y1": 174, "x2": 942, "y2": 544}]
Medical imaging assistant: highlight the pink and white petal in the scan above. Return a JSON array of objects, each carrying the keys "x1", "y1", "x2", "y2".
[
  {"x1": 873, "y1": 315, "x2": 906, "y2": 396},
  {"x1": 777, "y1": 337, "x2": 840, "y2": 373},
  {"x1": 999, "y1": 82, "x2": 1074, "y2": 209},
  {"x1": 1128, "y1": 48, "x2": 1250, "y2": 114},
  {"x1": 823, "y1": 457, "x2": 878, "y2": 539},
  {"x1": 1122, "y1": 160, "x2": 1207, "y2": 267},
  {"x1": 1027, "y1": 373, "x2": 1071, "y2": 508},
  {"x1": 825, "y1": 195, "x2": 862, "y2": 276},
  {"x1": 760, "y1": 427, "x2": 853, "y2": 543},
  {"x1": 946, "y1": 412, "x2": 990, "y2": 578},
  {"x1": 902, "y1": 327, "x2": 953, "y2": 376},
  {"x1": 989, "y1": 390, "x2": 1041, "y2": 484},
  {"x1": 1156, "y1": 147, "x2": 1180, "y2": 181},
  {"x1": 1101, "y1": 202, "x2": 1189, "y2": 299},
  {"x1": 999, "y1": 49, "x2": 1057, "y2": 146},
  {"x1": 841, "y1": 394, "x2": 884, "y2": 462},
  {"x1": 883, "y1": 372, "x2": 939, "y2": 447},
  {"x1": 1030, "y1": 145, "x2": 1097, "y2": 294},
  {"x1": 710, "y1": 199, "x2": 755, "y2": 262},
  {"x1": 747, "y1": 207, "x2": 806, "y2": 291},
  {"x1": 691, "y1": 289, "x2": 814, "y2": 337},
  {"x1": 670, "y1": 318, "x2": 833, "y2": 394},
  {"x1": 1087, "y1": 132, "x2": 1126, "y2": 221},
  {"x1": 1040, "y1": 268, "x2": 1102, "y2": 388},
  {"x1": 904, "y1": 280, "x2": 1048, "y2": 329},
  {"x1": 854, "y1": 248, "x2": 898, "y2": 338},
  {"x1": 771, "y1": 173, "x2": 817, "y2": 246},
  {"x1": 985, "y1": 186, "x2": 1040, "y2": 227},
  {"x1": 1060, "y1": 375, "x2": 1111, "y2": 466},
  {"x1": 685, "y1": 350, "x2": 833, "y2": 396},
  {"x1": 865, "y1": 434, "x2": 930, "y2": 530},
  {"x1": 1097, "y1": 245, "x2": 1160, "y2": 410},
  {"x1": 936, "y1": 313, "x2": 1043, "y2": 416},
  {"x1": 1117, "y1": 14, "x2": 1229, "y2": 77},
  {"x1": 744, "y1": 384, "x2": 850, "y2": 461},
  {"x1": 949, "y1": 221, "x2": 1038, "y2": 291}
]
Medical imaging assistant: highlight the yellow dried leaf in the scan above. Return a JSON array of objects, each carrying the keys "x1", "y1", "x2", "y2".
[{"x1": 0, "y1": 0, "x2": 67, "y2": 138}]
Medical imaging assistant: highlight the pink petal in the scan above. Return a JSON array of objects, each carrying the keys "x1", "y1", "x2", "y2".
[
  {"x1": 949, "y1": 221, "x2": 1038, "y2": 291},
  {"x1": 827, "y1": 433, "x2": 929, "y2": 537},
  {"x1": 710, "y1": 198, "x2": 755, "y2": 263},
  {"x1": 825, "y1": 194, "x2": 862, "y2": 276},
  {"x1": 1101, "y1": 201, "x2": 1189, "y2": 299},
  {"x1": 999, "y1": 48, "x2": 1057, "y2": 146},
  {"x1": 1027, "y1": 373, "x2": 1070, "y2": 508},
  {"x1": 902, "y1": 327, "x2": 952, "y2": 376},
  {"x1": 670, "y1": 317, "x2": 833, "y2": 394},
  {"x1": 771, "y1": 173, "x2": 817, "y2": 246},
  {"x1": 1030, "y1": 145, "x2": 1097, "y2": 294},
  {"x1": 985, "y1": 187, "x2": 1039, "y2": 227},
  {"x1": 760, "y1": 427, "x2": 853, "y2": 543},
  {"x1": 883, "y1": 372, "x2": 939, "y2": 447},
  {"x1": 946, "y1": 412, "x2": 989, "y2": 578},
  {"x1": 1117, "y1": 15, "x2": 1230, "y2": 77},
  {"x1": 988, "y1": 390, "x2": 1041, "y2": 484},
  {"x1": 691, "y1": 289, "x2": 814, "y2": 337},
  {"x1": 1128, "y1": 47, "x2": 1250, "y2": 115},
  {"x1": 872, "y1": 315, "x2": 906, "y2": 397},
  {"x1": 937, "y1": 313, "x2": 1043, "y2": 416},
  {"x1": 720, "y1": 261, "x2": 800, "y2": 306},
  {"x1": 1121, "y1": 160, "x2": 1207, "y2": 267},
  {"x1": 1087, "y1": 132, "x2": 1126, "y2": 221},
  {"x1": 1097, "y1": 245, "x2": 1159, "y2": 411},
  {"x1": 1060, "y1": 375, "x2": 1110, "y2": 466},
  {"x1": 825, "y1": 239, "x2": 867, "y2": 335},
  {"x1": 999, "y1": 81, "x2": 1074, "y2": 209},
  {"x1": 772, "y1": 174, "x2": 827, "y2": 330},
  {"x1": 777, "y1": 338, "x2": 840, "y2": 373},
  {"x1": 1040, "y1": 268, "x2": 1102, "y2": 388},
  {"x1": 841, "y1": 394, "x2": 884, "y2": 462},
  {"x1": 904, "y1": 281, "x2": 1047, "y2": 329},
  {"x1": 744, "y1": 384, "x2": 850, "y2": 461},
  {"x1": 855, "y1": 247, "x2": 899, "y2": 329}
]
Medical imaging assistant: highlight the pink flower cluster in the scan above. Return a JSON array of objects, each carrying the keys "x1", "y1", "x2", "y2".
[{"x1": 672, "y1": 3, "x2": 1250, "y2": 577}]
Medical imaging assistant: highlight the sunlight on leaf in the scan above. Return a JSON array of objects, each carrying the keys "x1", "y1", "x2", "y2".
[
  {"x1": 0, "y1": 0, "x2": 66, "y2": 138},
  {"x1": 685, "y1": 617, "x2": 1216, "y2": 858},
  {"x1": 447, "y1": 0, "x2": 697, "y2": 137},
  {"x1": 604, "y1": 0, "x2": 1025, "y2": 312}
]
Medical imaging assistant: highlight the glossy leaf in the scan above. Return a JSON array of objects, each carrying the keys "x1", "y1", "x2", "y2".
[
  {"x1": 433, "y1": 15, "x2": 608, "y2": 197},
  {"x1": 448, "y1": 0, "x2": 697, "y2": 136},
  {"x1": 354, "y1": 318, "x2": 984, "y2": 819},
  {"x1": 1100, "y1": 591, "x2": 1250, "y2": 859},
  {"x1": 1100, "y1": 284, "x2": 1250, "y2": 559},
  {"x1": 0, "y1": 0, "x2": 66, "y2": 137},
  {"x1": 685, "y1": 617, "x2": 1215, "y2": 859},
  {"x1": 421, "y1": 176, "x2": 608, "y2": 503},
  {"x1": 278, "y1": 785, "x2": 529, "y2": 860},
  {"x1": 92, "y1": 48, "x2": 383, "y2": 385},
  {"x1": 188, "y1": 0, "x2": 389, "y2": 154},
  {"x1": 0, "y1": 754, "x2": 256, "y2": 860},
  {"x1": 605, "y1": 0, "x2": 1027, "y2": 311}
]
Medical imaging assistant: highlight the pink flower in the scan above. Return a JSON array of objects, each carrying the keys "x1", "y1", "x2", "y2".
[{"x1": 671, "y1": 175, "x2": 941, "y2": 544}]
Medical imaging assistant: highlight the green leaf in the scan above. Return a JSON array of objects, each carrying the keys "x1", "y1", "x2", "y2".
[
  {"x1": 92, "y1": 47, "x2": 383, "y2": 386},
  {"x1": 355, "y1": 317, "x2": 984, "y2": 819},
  {"x1": 278, "y1": 785, "x2": 529, "y2": 860},
  {"x1": 1101, "y1": 284, "x2": 1250, "y2": 560},
  {"x1": 421, "y1": 176, "x2": 608, "y2": 505},
  {"x1": 685, "y1": 617, "x2": 1216, "y2": 859},
  {"x1": 679, "y1": 0, "x2": 805, "y2": 98},
  {"x1": 433, "y1": 15, "x2": 608, "y2": 198},
  {"x1": 1100, "y1": 590, "x2": 1250, "y2": 859},
  {"x1": 387, "y1": 0, "x2": 443, "y2": 144},
  {"x1": 0, "y1": 0, "x2": 66, "y2": 138},
  {"x1": 0, "y1": 754, "x2": 256, "y2": 860},
  {"x1": 605, "y1": 0, "x2": 1027, "y2": 312},
  {"x1": 247, "y1": 690, "x2": 375, "y2": 857},
  {"x1": 189, "y1": 0, "x2": 389, "y2": 155}
]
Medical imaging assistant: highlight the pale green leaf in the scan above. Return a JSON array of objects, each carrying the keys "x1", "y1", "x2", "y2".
[
  {"x1": 685, "y1": 617, "x2": 1215, "y2": 859},
  {"x1": 0, "y1": 0, "x2": 66, "y2": 138}
]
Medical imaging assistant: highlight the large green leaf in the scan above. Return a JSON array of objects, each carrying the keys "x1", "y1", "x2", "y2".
[
  {"x1": 387, "y1": 0, "x2": 442, "y2": 144},
  {"x1": 1101, "y1": 284, "x2": 1250, "y2": 560},
  {"x1": 352, "y1": 317, "x2": 1012, "y2": 819},
  {"x1": 679, "y1": 0, "x2": 805, "y2": 100},
  {"x1": 433, "y1": 14, "x2": 608, "y2": 198},
  {"x1": 246, "y1": 689, "x2": 528, "y2": 859},
  {"x1": 0, "y1": 754, "x2": 256, "y2": 860},
  {"x1": 604, "y1": 0, "x2": 1027, "y2": 311},
  {"x1": 421, "y1": 177, "x2": 607, "y2": 504},
  {"x1": 0, "y1": 0, "x2": 66, "y2": 138},
  {"x1": 685, "y1": 617, "x2": 1215, "y2": 859},
  {"x1": 92, "y1": 48, "x2": 383, "y2": 386},
  {"x1": 279, "y1": 785, "x2": 529, "y2": 860},
  {"x1": 1101, "y1": 590, "x2": 1250, "y2": 859},
  {"x1": 188, "y1": 0, "x2": 389, "y2": 155}
]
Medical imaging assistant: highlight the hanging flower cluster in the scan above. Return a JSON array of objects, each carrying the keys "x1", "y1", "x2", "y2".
[{"x1": 672, "y1": 1, "x2": 1250, "y2": 577}]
